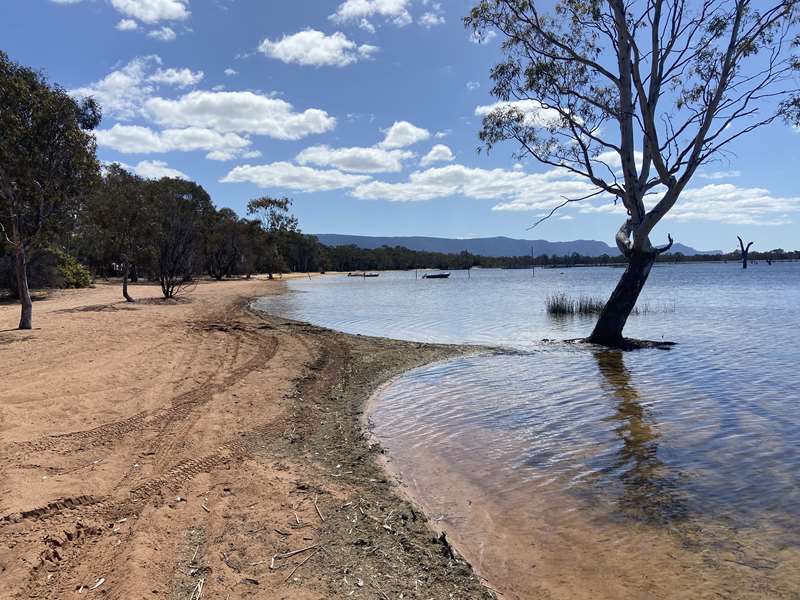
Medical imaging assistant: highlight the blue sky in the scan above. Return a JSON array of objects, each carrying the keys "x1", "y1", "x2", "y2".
[{"x1": 1, "y1": 0, "x2": 799, "y2": 252}]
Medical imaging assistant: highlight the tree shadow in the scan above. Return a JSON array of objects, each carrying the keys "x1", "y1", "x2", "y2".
[{"x1": 594, "y1": 349, "x2": 688, "y2": 524}]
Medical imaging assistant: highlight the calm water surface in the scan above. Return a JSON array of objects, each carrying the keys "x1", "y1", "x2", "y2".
[{"x1": 257, "y1": 263, "x2": 800, "y2": 599}]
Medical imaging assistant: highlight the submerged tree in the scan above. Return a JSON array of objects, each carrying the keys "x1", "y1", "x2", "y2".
[
  {"x1": 0, "y1": 51, "x2": 101, "y2": 328},
  {"x1": 466, "y1": 1, "x2": 799, "y2": 347},
  {"x1": 737, "y1": 236, "x2": 754, "y2": 269}
]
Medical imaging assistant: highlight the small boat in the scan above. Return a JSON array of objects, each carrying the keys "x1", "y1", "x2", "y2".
[
  {"x1": 422, "y1": 272, "x2": 450, "y2": 279},
  {"x1": 347, "y1": 272, "x2": 380, "y2": 278}
]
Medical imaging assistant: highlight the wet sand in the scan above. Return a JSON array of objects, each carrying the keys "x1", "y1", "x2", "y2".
[{"x1": 0, "y1": 279, "x2": 491, "y2": 599}]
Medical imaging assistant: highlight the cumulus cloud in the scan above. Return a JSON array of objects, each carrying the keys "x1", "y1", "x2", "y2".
[
  {"x1": 224, "y1": 68, "x2": 238, "y2": 76},
  {"x1": 698, "y1": 170, "x2": 741, "y2": 180},
  {"x1": 95, "y1": 124, "x2": 252, "y2": 158},
  {"x1": 148, "y1": 26, "x2": 177, "y2": 41},
  {"x1": 420, "y1": 144, "x2": 454, "y2": 166},
  {"x1": 419, "y1": 12, "x2": 444, "y2": 28},
  {"x1": 258, "y1": 30, "x2": 378, "y2": 67},
  {"x1": 296, "y1": 145, "x2": 413, "y2": 173},
  {"x1": 330, "y1": 0, "x2": 413, "y2": 29},
  {"x1": 378, "y1": 121, "x2": 430, "y2": 149},
  {"x1": 71, "y1": 56, "x2": 207, "y2": 119},
  {"x1": 119, "y1": 159, "x2": 188, "y2": 179},
  {"x1": 221, "y1": 162, "x2": 370, "y2": 192},
  {"x1": 475, "y1": 99, "x2": 562, "y2": 128},
  {"x1": 469, "y1": 29, "x2": 497, "y2": 44},
  {"x1": 663, "y1": 184, "x2": 800, "y2": 225},
  {"x1": 110, "y1": 0, "x2": 190, "y2": 23},
  {"x1": 70, "y1": 55, "x2": 162, "y2": 119},
  {"x1": 352, "y1": 164, "x2": 594, "y2": 205},
  {"x1": 145, "y1": 90, "x2": 336, "y2": 139},
  {"x1": 115, "y1": 19, "x2": 138, "y2": 31},
  {"x1": 466, "y1": 81, "x2": 480, "y2": 91},
  {"x1": 148, "y1": 67, "x2": 203, "y2": 87}
]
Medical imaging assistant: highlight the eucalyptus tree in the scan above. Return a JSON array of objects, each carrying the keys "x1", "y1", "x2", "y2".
[
  {"x1": 466, "y1": 1, "x2": 799, "y2": 346},
  {"x1": 246, "y1": 196, "x2": 299, "y2": 279},
  {"x1": 151, "y1": 178, "x2": 213, "y2": 298},
  {"x1": 0, "y1": 51, "x2": 101, "y2": 328},
  {"x1": 80, "y1": 164, "x2": 155, "y2": 301}
]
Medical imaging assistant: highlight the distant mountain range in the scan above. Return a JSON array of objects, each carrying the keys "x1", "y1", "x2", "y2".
[{"x1": 314, "y1": 234, "x2": 719, "y2": 258}]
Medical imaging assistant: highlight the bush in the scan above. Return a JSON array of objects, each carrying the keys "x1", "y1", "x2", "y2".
[{"x1": 53, "y1": 248, "x2": 91, "y2": 288}]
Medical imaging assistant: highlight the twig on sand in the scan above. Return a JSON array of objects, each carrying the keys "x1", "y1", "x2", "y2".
[
  {"x1": 201, "y1": 504, "x2": 210, "y2": 513},
  {"x1": 189, "y1": 578, "x2": 205, "y2": 600},
  {"x1": 313, "y1": 494, "x2": 326, "y2": 522},
  {"x1": 372, "y1": 580, "x2": 390, "y2": 600},
  {"x1": 270, "y1": 543, "x2": 321, "y2": 570},
  {"x1": 284, "y1": 547, "x2": 322, "y2": 583}
]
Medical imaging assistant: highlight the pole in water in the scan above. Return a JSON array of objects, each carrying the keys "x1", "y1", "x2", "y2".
[{"x1": 531, "y1": 246, "x2": 535, "y2": 278}]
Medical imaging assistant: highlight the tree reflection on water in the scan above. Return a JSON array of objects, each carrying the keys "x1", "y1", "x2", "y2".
[{"x1": 594, "y1": 349, "x2": 688, "y2": 524}]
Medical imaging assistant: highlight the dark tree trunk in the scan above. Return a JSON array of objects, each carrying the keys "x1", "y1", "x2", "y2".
[
  {"x1": 588, "y1": 250, "x2": 656, "y2": 347},
  {"x1": 15, "y1": 243, "x2": 32, "y2": 330},
  {"x1": 121, "y1": 254, "x2": 135, "y2": 302},
  {"x1": 738, "y1": 236, "x2": 753, "y2": 269}
]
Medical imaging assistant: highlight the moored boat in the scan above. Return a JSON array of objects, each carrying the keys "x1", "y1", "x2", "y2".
[{"x1": 422, "y1": 272, "x2": 450, "y2": 279}]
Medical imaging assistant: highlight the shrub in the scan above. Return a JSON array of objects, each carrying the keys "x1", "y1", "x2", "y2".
[{"x1": 53, "y1": 248, "x2": 91, "y2": 288}]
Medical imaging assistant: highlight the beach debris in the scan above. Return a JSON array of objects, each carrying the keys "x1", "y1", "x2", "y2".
[
  {"x1": 313, "y1": 494, "x2": 326, "y2": 522},
  {"x1": 283, "y1": 546, "x2": 322, "y2": 583},
  {"x1": 201, "y1": 504, "x2": 210, "y2": 513},
  {"x1": 89, "y1": 577, "x2": 105, "y2": 590},
  {"x1": 189, "y1": 578, "x2": 204, "y2": 600}
]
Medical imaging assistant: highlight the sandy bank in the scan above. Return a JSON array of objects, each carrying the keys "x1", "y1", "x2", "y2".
[{"x1": 0, "y1": 279, "x2": 492, "y2": 599}]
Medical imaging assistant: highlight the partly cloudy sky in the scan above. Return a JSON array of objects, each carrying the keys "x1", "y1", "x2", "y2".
[{"x1": 2, "y1": 0, "x2": 799, "y2": 251}]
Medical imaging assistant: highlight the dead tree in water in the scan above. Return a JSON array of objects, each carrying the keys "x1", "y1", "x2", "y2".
[{"x1": 737, "y1": 236, "x2": 754, "y2": 269}]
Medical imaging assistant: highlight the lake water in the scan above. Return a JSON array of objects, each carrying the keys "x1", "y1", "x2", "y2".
[{"x1": 256, "y1": 263, "x2": 800, "y2": 599}]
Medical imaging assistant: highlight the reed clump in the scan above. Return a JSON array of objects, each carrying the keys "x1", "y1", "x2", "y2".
[{"x1": 546, "y1": 293, "x2": 675, "y2": 316}]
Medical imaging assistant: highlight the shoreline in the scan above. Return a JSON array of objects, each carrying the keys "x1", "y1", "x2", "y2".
[{"x1": 0, "y1": 279, "x2": 495, "y2": 599}]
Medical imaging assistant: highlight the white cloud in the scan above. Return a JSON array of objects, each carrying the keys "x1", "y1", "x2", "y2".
[
  {"x1": 71, "y1": 56, "x2": 207, "y2": 119},
  {"x1": 258, "y1": 30, "x2": 378, "y2": 67},
  {"x1": 296, "y1": 145, "x2": 413, "y2": 173},
  {"x1": 698, "y1": 170, "x2": 741, "y2": 180},
  {"x1": 475, "y1": 99, "x2": 562, "y2": 128},
  {"x1": 420, "y1": 144, "x2": 454, "y2": 166},
  {"x1": 221, "y1": 162, "x2": 370, "y2": 192},
  {"x1": 148, "y1": 67, "x2": 203, "y2": 87},
  {"x1": 70, "y1": 56, "x2": 162, "y2": 119},
  {"x1": 352, "y1": 164, "x2": 593, "y2": 205},
  {"x1": 224, "y1": 68, "x2": 238, "y2": 76},
  {"x1": 419, "y1": 12, "x2": 444, "y2": 27},
  {"x1": 145, "y1": 91, "x2": 335, "y2": 139},
  {"x1": 663, "y1": 184, "x2": 800, "y2": 225},
  {"x1": 434, "y1": 129, "x2": 450, "y2": 139},
  {"x1": 121, "y1": 160, "x2": 188, "y2": 179},
  {"x1": 469, "y1": 29, "x2": 497, "y2": 44},
  {"x1": 466, "y1": 81, "x2": 480, "y2": 91},
  {"x1": 148, "y1": 26, "x2": 177, "y2": 41},
  {"x1": 378, "y1": 121, "x2": 430, "y2": 149},
  {"x1": 115, "y1": 19, "x2": 139, "y2": 31},
  {"x1": 110, "y1": 0, "x2": 190, "y2": 23},
  {"x1": 50, "y1": 0, "x2": 86, "y2": 4},
  {"x1": 330, "y1": 0, "x2": 413, "y2": 28},
  {"x1": 95, "y1": 124, "x2": 252, "y2": 157}
]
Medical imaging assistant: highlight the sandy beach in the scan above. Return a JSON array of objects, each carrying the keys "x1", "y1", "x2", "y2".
[{"x1": 0, "y1": 279, "x2": 491, "y2": 599}]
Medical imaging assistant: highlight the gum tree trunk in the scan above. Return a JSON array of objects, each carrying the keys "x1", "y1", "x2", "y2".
[
  {"x1": 121, "y1": 254, "x2": 134, "y2": 302},
  {"x1": 588, "y1": 250, "x2": 657, "y2": 347},
  {"x1": 14, "y1": 234, "x2": 33, "y2": 330},
  {"x1": 738, "y1": 236, "x2": 753, "y2": 269}
]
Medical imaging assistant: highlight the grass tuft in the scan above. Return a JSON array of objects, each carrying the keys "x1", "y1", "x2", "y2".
[{"x1": 546, "y1": 293, "x2": 675, "y2": 317}]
